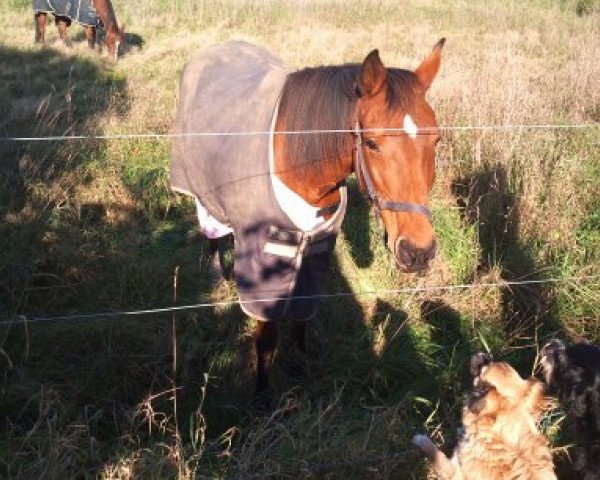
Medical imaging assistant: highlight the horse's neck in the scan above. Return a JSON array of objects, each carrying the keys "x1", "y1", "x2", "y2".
[
  {"x1": 93, "y1": 0, "x2": 117, "y2": 28},
  {"x1": 273, "y1": 65, "x2": 359, "y2": 209},
  {"x1": 273, "y1": 124, "x2": 353, "y2": 209}
]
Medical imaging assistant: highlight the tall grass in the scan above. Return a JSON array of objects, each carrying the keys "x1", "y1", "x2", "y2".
[{"x1": 1, "y1": 0, "x2": 599, "y2": 478}]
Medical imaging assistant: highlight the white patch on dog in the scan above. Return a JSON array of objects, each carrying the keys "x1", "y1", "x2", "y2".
[
  {"x1": 540, "y1": 355, "x2": 553, "y2": 384},
  {"x1": 403, "y1": 114, "x2": 418, "y2": 139}
]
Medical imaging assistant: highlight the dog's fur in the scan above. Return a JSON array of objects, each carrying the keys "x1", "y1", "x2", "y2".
[
  {"x1": 541, "y1": 339, "x2": 600, "y2": 479},
  {"x1": 413, "y1": 353, "x2": 556, "y2": 479}
]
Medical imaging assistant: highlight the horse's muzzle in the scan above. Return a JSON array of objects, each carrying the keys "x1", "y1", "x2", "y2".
[{"x1": 394, "y1": 237, "x2": 437, "y2": 272}]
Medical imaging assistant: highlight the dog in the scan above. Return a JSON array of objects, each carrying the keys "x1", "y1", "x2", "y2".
[
  {"x1": 541, "y1": 339, "x2": 600, "y2": 479},
  {"x1": 413, "y1": 353, "x2": 556, "y2": 479}
]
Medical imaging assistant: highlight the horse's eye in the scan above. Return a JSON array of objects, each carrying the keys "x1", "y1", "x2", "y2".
[{"x1": 364, "y1": 138, "x2": 379, "y2": 151}]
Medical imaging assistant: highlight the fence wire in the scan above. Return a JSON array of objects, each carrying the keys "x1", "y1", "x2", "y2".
[
  {"x1": 1, "y1": 121, "x2": 598, "y2": 326},
  {"x1": 2, "y1": 274, "x2": 598, "y2": 326},
  {"x1": 0, "y1": 122, "x2": 599, "y2": 142}
]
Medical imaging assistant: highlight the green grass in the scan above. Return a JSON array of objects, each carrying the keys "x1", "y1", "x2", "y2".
[{"x1": 1, "y1": 0, "x2": 600, "y2": 478}]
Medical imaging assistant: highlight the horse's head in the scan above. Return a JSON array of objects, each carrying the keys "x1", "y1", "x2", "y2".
[
  {"x1": 354, "y1": 39, "x2": 445, "y2": 272},
  {"x1": 106, "y1": 23, "x2": 125, "y2": 61}
]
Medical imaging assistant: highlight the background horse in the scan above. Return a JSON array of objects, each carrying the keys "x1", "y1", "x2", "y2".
[
  {"x1": 33, "y1": 0, "x2": 124, "y2": 60},
  {"x1": 172, "y1": 39, "x2": 445, "y2": 397}
]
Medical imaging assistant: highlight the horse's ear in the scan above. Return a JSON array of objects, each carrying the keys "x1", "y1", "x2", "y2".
[
  {"x1": 358, "y1": 49, "x2": 387, "y2": 97},
  {"x1": 414, "y1": 38, "x2": 445, "y2": 91}
]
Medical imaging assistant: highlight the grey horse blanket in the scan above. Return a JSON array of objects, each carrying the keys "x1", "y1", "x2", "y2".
[
  {"x1": 171, "y1": 41, "x2": 347, "y2": 321},
  {"x1": 33, "y1": 0, "x2": 98, "y2": 27}
]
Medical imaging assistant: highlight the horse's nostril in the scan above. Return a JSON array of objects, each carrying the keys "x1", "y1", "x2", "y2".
[
  {"x1": 395, "y1": 237, "x2": 438, "y2": 270},
  {"x1": 397, "y1": 237, "x2": 410, "y2": 252},
  {"x1": 395, "y1": 238, "x2": 413, "y2": 267}
]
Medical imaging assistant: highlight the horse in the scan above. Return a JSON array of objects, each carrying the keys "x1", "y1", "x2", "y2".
[
  {"x1": 171, "y1": 39, "x2": 445, "y2": 397},
  {"x1": 33, "y1": 0, "x2": 125, "y2": 60}
]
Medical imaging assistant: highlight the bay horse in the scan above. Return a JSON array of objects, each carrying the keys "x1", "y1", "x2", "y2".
[
  {"x1": 33, "y1": 0, "x2": 124, "y2": 60},
  {"x1": 171, "y1": 39, "x2": 445, "y2": 398}
]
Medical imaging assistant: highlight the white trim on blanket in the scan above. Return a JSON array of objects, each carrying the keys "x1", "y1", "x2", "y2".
[
  {"x1": 269, "y1": 99, "x2": 327, "y2": 232},
  {"x1": 193, "y1": 197, "x2": 234, "y2": 239},
  {"x1": 171, "y1": 186, "x2": 233, "y2": 239}
]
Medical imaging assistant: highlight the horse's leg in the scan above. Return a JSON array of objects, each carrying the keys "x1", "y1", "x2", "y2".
[
  {"x1": 209, "y1": 238, "x2": 219, "y2": 257},
  {"x1": 207, "y1": 238, "x2": 222, "y2": 283},
  {"x1": 287, "y1": 320, "x2": 309, "y2": 382},
  {"x1": 34, "y1": 12, "x2": 46, "y2": 45},
  {"x1": 255, "y1": 320, "x2": 278, "y2": 395},
  {"x1": 219, "y1": 233, "x2": 234, "y2": 280},
  {"x1": 55, "y1": 15, "x2": 72, "y2": 48},
  {"x1": 207, "y1": 234, "x2": 233, "y2": 282},
  {"x1": 84, "y1": 25, "x2": 96, "y2": 50}
]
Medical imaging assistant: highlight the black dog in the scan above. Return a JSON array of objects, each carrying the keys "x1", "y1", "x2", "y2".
[{"x1": 541, "y1": 340, "x2": 600, "y2": 479}]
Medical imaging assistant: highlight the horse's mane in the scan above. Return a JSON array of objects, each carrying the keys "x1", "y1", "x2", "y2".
[{"x1": 278, "y1": 64, "x2": 419, "y2": 175}]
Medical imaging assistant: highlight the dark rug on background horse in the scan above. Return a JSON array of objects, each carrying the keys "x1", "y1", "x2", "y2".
[{"x1": 33, "y1": 0, "x2": 98, "y2": 26}]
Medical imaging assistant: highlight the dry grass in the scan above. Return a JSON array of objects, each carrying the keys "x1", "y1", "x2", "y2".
[{"x1": 1, "y1": 0, "x2": 599, "y2": 478}]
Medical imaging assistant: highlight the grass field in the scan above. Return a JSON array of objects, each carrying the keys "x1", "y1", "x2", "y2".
[{"x1": 1, "y1": 0, "x2": 600, "y2": 478}]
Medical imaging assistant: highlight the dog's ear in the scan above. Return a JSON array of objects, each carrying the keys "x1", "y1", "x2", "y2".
[{"x1": 470, "y1": 352, "x2": 492, "y2": 378}]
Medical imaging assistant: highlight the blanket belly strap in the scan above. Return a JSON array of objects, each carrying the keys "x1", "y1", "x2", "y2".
[
  {"x1": 263, "y1": 242, "x2": 298, "y2": 258},
  {"x1": 262, "y1": 225, "x2": 337, "y2": 258}
]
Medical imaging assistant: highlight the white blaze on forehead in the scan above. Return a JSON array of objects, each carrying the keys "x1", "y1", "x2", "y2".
[{"x1": 403, "y1": 114, "x2": 418, "y2": 139}]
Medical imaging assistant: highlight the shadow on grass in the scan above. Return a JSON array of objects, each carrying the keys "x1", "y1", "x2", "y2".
[
  {"x1": 419, "y1": 299, "x2": 475, "y2": 450},
  {"x1": 0, "y1": 44, "x2": 128, "y2": 477},
  {"x1": 341, "y1": 178, "x2": 376, "y2": 268},
  {"x1": 206, "y1": 253, "x2": 441, "y2": 478},
  {"x1": 451, "y1": 163, "x2": 565, "y2": 354},
  {"x1": 0, "y1": 45, "x2": 127, "y2": 314},
  {"x1": 451, "y1": 162, "x2": 576, "y2": 477},
  {"x1": 0, "y1": 44, "x2": 202, "y2": 478}
]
